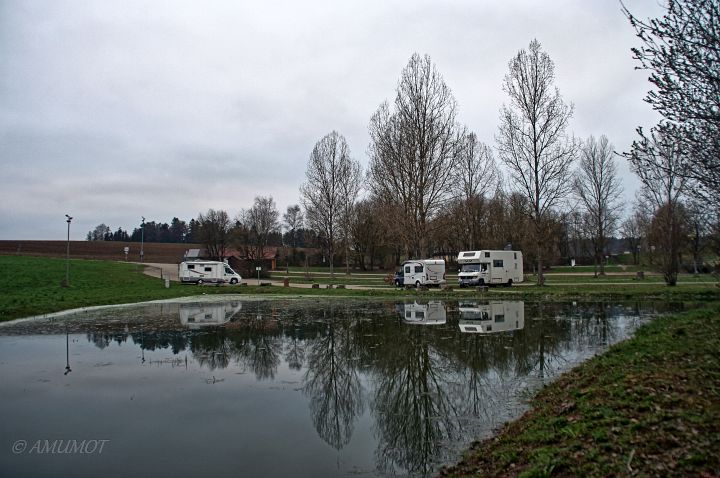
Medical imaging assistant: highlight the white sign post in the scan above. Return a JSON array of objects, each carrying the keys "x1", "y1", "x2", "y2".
[
  {"x1": 256, "y1": 266, "x2": 261, "y2": 285},
  {"x1": 123, "y1": 246, "x2": 129, "y2": 261}
]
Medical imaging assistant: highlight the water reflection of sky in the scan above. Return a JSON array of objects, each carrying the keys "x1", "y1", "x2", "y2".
[{"x1": 0, "y1": 298, "x2": 679, "y2": 478}]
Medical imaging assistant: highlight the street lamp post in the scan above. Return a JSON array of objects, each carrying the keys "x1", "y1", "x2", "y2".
[
  {"x1": 64, "y1": 214, "x2": 72, "y2": 287},
  {"x1": 140, "y1": 216, "x2": 145, "y2": 263}
]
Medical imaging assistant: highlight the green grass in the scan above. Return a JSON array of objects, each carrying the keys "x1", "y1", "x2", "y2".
[
  {"x1": 1, "y1": 255, "x2": 718, "y2": 321},
  {"x1": 440, "y1": 304, "x2": 720, "y2": 477}
]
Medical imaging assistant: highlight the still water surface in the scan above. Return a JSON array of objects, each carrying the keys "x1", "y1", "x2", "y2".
[{"x1": 0, "y1": 298, "x2": 675, "y2": 477}]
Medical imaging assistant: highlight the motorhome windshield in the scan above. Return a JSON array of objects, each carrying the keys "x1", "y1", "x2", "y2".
[{"x1": 460, "y1": 263, "x2": 489, "y2": 273}]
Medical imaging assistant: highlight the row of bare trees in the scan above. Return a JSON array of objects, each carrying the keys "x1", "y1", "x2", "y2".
[
  {"x1": 301, "y1": 42, "x2": 627, "y2": 284},
  {"x1": 95, "y1": 2, "x2": 718, "y2": 287},
  {"x1": 298, "y1": 1, "x2": 719, "y2": 286}
]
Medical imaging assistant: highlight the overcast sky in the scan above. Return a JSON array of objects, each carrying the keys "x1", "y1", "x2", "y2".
[{"x1": 0, "y1": 0, "x2": 665, "y2": 240}]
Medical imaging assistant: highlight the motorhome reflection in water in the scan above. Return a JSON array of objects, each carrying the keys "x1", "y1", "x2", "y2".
[
  {"x1": 397, "y1": 301, "x2": 447, "y2": 325},
  {"x1": 179, "y1": 302, "x2": 243, "y2": 328},
  {"x1": 458, "y1": 301, "x2": 525, "y2": 334}
]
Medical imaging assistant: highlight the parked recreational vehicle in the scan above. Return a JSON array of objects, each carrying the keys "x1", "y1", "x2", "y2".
[
  {"x1": 398, "y1": 301, "x2": 447, "y2": 325},
  {"x1": 402, "y1": 259, "x2": 446, "y2": 287},
  {"x1": 458, "y1": 300, "x2": 524, "y2": 334},
  {"x1": 456, "y1": 250, "x2": 523, "y2": 287},
  {"x1": 179, "y1": 261, "x2": 242, "y2": 285}
]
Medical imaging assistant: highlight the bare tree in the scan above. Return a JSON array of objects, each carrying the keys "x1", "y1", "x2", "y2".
[
  {"x1": 197, "y1": 209, "x2": 231, "y2": 260},
  {"x1": 237, "y1": 196, "x2": 279, "y2": 261},
  {"x1": 496, "y1": 39, "x2": 577, "y2": 285},
  {"x1": 368, "y1": 53, "x2": 460, "y2": 258},
  {"x1": 350, "y1": 199, "x2": 384, "y2": 271},
  {"x1": 300, "y1": 131, "x2": 361, "y2": 276},
  {"x1": 455, "y1": 131, "x2": 500, "y2": 250},
  {"x1": 620, "y1": 206, "x2": 647, "y2": 266},
  {"x1": 339, "y1": 159, "x2": 363, "y2": 275},
  {"x1": 684, "y1": 198, "x2": 712, "y2": 274},
  {"x1": 283, "y1": 205, "x2": 304, "y2": 248},
  {"x1": 626, "y1": 123, "x2": 689, "y2": 285},
  {"x1": 86, "y1": 223, "x2": 111, "y2": 241},
  {"x1": 623, "y1": 0, "x2": 720, "y2": 202},
  {"x1": 573, "y1": 135, "x2": 624, "y2": 276}
]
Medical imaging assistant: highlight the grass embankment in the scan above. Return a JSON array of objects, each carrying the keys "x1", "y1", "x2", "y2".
[
  {"x1": 1, "y1": 256, "x2": 718, "y2": 321},
  {"x1": 441, "y1": 305, "x2": 720, "y2": 478}
]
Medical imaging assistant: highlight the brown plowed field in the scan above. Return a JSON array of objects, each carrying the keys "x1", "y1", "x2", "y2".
[{"x1": 0, "y1": 240, "x2": 199, "y2": 263}]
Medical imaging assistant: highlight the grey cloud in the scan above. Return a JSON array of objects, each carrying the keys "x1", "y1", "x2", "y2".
[{"x1": 1, "y1": 0, "x2": 667, "y2": 239}]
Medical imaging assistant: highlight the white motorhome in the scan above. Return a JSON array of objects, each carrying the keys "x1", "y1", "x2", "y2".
[
  {"x1": 458, "y1": 300, "x2": 525, "y2": 334},
  {"x1": 179, "y1": 261, "x2": 242, "y2": 285},
  {"x1": 457, "y1": 250, "x2": 523, "y2": 287},
  {"x1": 398, "y1": 301, "x2": 447, "y2": 325},
  {"x1": 402, "y1": 259, "x2": 446, "y2": 287}
]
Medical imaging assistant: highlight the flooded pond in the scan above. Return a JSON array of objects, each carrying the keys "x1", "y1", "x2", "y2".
[{"x1": 0, "y1": 298, "x2": 678, "y2": 477}]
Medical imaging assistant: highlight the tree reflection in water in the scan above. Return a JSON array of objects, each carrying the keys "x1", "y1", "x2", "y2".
[
  {"x1": 42, "y1": 298, "x2": 665, "y2": 477},
  {"x1": 302, "y1": 304, "x2": 365, "y2": 450},
  {"x1": 371, "y1": 318, "x2": 463, "y2": 475}
]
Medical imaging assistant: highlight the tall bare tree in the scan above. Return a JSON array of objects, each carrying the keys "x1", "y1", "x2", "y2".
[
  {"x1": 573, "y1": 135, "x2": 624, "y2": 276},
  {"x1": 496, "y1": 39, "x2": 577, "y2": 284},
  {"x1": 350, "y1": 199, "x2": 384, "y2": 271},
  {"x1": 339, "y1": 159, "x2": 363, "y2": 275},
  {"x1": 455, "y1": 131, "x2": 500, "y2": 249},
  {"x1": 300, "y1": 131, "x2": 361, "y2": 276},
  {"x1": 197, "y1": 209, "x2": 231, "y2": 260},
  {"x1": 368, "y1": 53, "x2": 460, "y2": 258},
  {"x1": 627, "y1": 123, "x2": 689, "y2": 285},
  {"x1": 237, "y1": 196, "x2": 279, "y2": 261},
  {"x1": 620, "y1": 205, "x2": 648, "y2": 266},
  {"x1": 283, "y1": 204, "x2": 303, "y2": 248},
  {"x1": 623, "y1": 0, "x2": 720, "y2": 202}
]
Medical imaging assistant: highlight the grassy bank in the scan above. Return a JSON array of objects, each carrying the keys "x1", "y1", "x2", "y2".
[
  {"x1": 440, "y1": 305, "x2": 720, "y2": 477},
  {"x1": 0, "y1": 255, "x2": 718, "y2": 321}
]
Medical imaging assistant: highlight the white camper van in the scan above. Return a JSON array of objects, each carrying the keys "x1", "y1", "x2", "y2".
[
  {"x1": 458, "y1": 300, "x2": 525, "y2": 334},
  {"x1": 179, "y1": 261, "x2": 242, "y2": 285},
  {"x1": 402, "y1": 259, "x2": 446, "y2": 287},
  {"x1": 457, "y1": 250, "x2": 523, "y2": 287}
]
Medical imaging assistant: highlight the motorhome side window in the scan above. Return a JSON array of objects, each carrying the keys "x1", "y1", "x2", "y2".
[
  {"x1": 493, "y1": 259, "x2": 503, "y2": 268},
  {"x1": 188, "y1": 265, "x2": 195, "y2": 270},
  {"x1": 405, "y1": 266, "x2": 411, "y2": 273},
  {"x1": 462, "y1": 252, "x2": 474, "y2": 257},
  {"x1": 484, "y1": 252, "x2": 490, "y2": 257},
  {"x1": 204, "y1": 267, "x2": 212, "y2": 272},
  {"x1": 415, "y1": 265, "x2": 424, "y2": 273},
  {"x1": 224, "y1": 267, "x2": 232, "y2": 274}
]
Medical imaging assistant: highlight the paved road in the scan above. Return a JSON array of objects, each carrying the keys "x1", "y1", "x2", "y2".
[
  {"x1": 136, "y1": 262, "x2": 392, "y2": 290},
  {"x1": 137, "y1": 263, "x2": 717, "y2": 290}
]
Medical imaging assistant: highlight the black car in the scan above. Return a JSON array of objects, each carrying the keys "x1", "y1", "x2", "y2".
[{"x1": 393, "y1": 271, "x2": 404, "y2": 287}]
